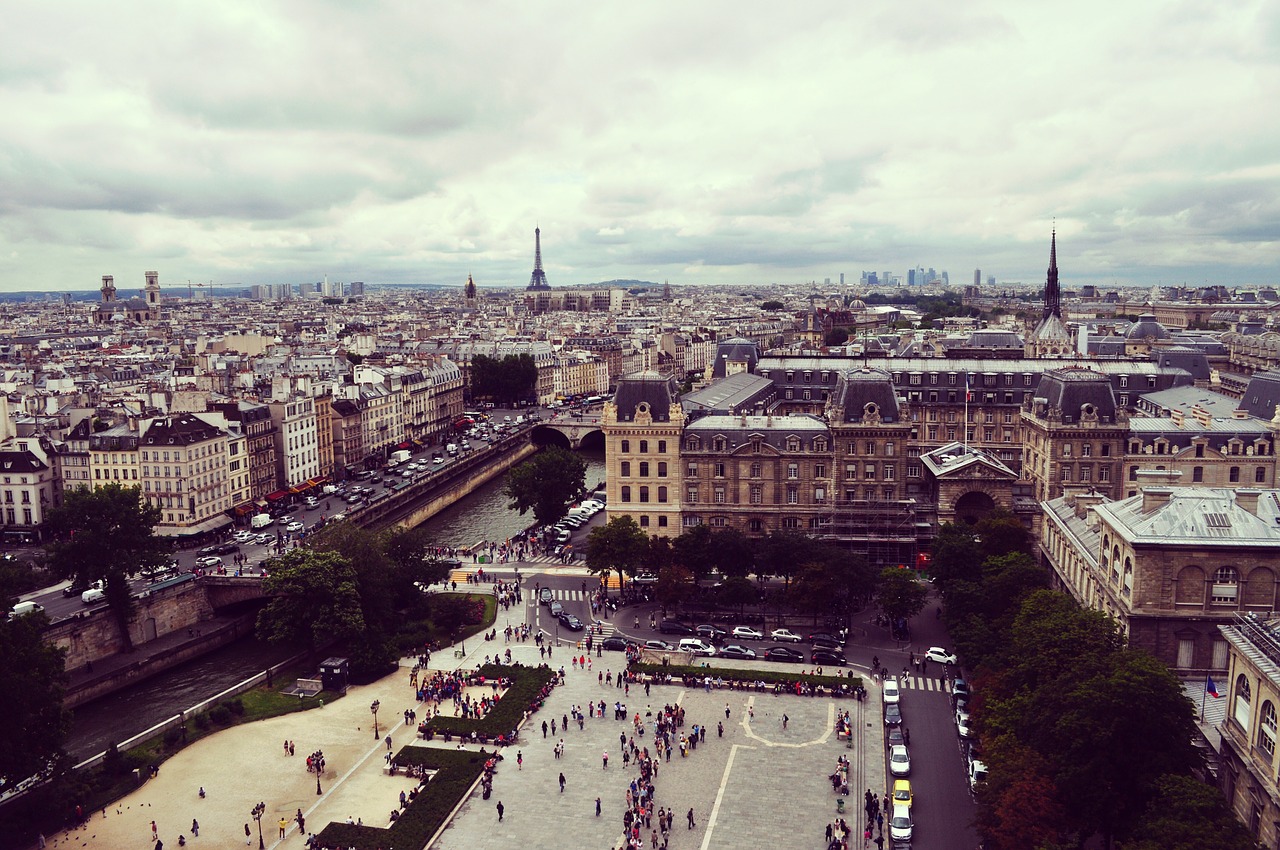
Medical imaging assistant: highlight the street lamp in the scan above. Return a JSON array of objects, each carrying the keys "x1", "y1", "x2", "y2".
[
  {"x1": 371, "y1": 699, "x2": 381, "y2": 740},
  {"x1": 251, "y1": 801, "x2": 265, "y2": 850}
]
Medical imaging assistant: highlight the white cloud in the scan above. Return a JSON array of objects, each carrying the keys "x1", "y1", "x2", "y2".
[{"x1": 0, "y1": 0, "x2": 1277, "y2": 292}]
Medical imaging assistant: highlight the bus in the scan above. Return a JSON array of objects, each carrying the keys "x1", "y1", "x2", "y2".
[{"x1": 462, "y1": 410, "x2": 489, "y2": 422}]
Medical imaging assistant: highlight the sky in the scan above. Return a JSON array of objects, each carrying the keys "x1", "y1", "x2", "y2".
[{"x1": 1, "y1": 1, "x2": 1278, "y2": 294}]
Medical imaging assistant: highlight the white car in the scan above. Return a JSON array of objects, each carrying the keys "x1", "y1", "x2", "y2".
[
  {"x1": 196, "y1": 556, "x2": 223, "y2": 569},
  {"x1": 956, "y1": 708, "x2": 972, "y2": 738},
  {"x1": 254, "y1": 533, "x2": 272, "y2": 545},
  {"x1": 889, "y1": 804, "x2": 913, "y2": 844},
  {"x1": 883, "y1": 677, "x2": 901, "y2": 705},
  {"x1": 233, "y1": 530, "x2": 254, "y2": 543},
  {"x1": 285, "y1": 521, "x2": 304, "y2": 534},
  {"x1": 888, "y1": 744, "x2": 911, "y2": 777},
  {"x1": 924, "y1": 646, "x2": 958, "y2": 665},
  {"x1": 732, "y1": 626, "x2": 764, "y2": 641},
  {"x1": 770, "y1": 628, "x2": 804, "y2": 643}
]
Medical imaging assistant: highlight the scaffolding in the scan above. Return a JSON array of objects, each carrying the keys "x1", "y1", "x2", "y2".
[{"x1": 817, "y1": 497, "x2": 924, "y2": 569}]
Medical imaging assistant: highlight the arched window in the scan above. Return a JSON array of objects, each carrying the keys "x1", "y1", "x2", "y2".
[
  {"x1": 1261, "y1": 701, "x2": 1278, "y2": 760},
  {"x1": 1213, "y1": 567, "x2": 1239, "y2": 604},
  {"x1": 1111, "y1": 546, "x2": 1121, "y2": 583},
  {"x1": 621, "y1": 440, "x2": 630, "y2": 453},
  {"x1": 1235, "y1": 675, "x2": 1252, "y2": 730},
  {"x1": 1122, "y1": 558, "x2": 1133, "y2": 597}
]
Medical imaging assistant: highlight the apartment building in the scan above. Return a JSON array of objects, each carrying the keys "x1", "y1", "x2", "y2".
[
  {"x1": 268, "y1": 396, "x2": 320, "y2": 489},
  {"x1": 139, "y1": 413, "x2": 233, "y2": 536}
]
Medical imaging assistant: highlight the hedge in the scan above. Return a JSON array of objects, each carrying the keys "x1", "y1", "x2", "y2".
[
  {"x1": 423, "y1": 663, "x2": 557, "y2": 736},
  {"x1": 313, "y1": 747, "x2": 489, "y2": 850},
  {"x1": 628, "y1": 662, "x2": 861, "y2": 691}
]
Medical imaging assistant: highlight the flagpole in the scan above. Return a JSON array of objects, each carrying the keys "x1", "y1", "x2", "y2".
[
  {"x1": 964, "y1": 374, "x2": 969, "y2": 451},
  {"x1": 1200, "y1": 673, "x2": 1207, "y2": 722}
]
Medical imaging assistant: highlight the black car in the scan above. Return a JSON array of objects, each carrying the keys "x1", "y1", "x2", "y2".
[
  {"x1": 764, "y1": 646, "x2": 805, "y2": 663},
  {"x1": 811, "y1": 649, "x2": 847, "y2": 666},
  {"x1": 696, "y1": 624, "x2": 729, "y2": 640},
  {"x1": 884, "y1": 703, "x2": 903, "y2": 727},
  {"x1": 600, "y1": 637, "x2": 631, "y2": 652},
  {"x1": 213, "y1": 542, "x2": 241, "y2": 555},
  {"x1": 809, "y1": 632, "x2": 843, "y2": 648},
  {"x1": 559, "y1": 613, "x2": 585, "y2": 632},
  {"x1": 718, "y1": 644, "x2": 758, "y2": 660},
  {"x1": 886, "y1": 727, "x2": 905, "y2": 748},
  {"x1": 659, "y1": 620, "x2": 693, "y2": 635}
]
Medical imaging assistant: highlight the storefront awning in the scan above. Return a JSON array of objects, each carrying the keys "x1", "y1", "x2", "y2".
[
  {"x1": 154, "y1": 514, "x2": 233, "y2": 537},
  {"x1": 265, "y1": 490, "x2": 290, "y2": 502}
]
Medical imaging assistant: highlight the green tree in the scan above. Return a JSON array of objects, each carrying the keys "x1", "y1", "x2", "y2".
[
  {"x1": 642, "y1": 536, "x2": 674, "y2": 575},
  {"x1": 824, "y1": 327, "x2": 850, "y2": 346},
  {"x1": 757, "y1": 530, "x2": 816, "y2": 589},
  {"x1": 760, "y1": 300, "x2": 785, "y2": 311},
  {"x1": 709, "y1": 528, "x2": 754, "y2": 579},
  {"x1": 0, "y1": 612, "x2": 70, "y2": 794},
  {"x1": 505, "y1": 447, "x2": 587, "y2": 526},
  {"x1": 256, "y1": 549, "x2": 366, "y2": 648},
  {"x1": 1120, "y1": 774, "x2": 1257, "y2": 850},
  {"x1": 471, "y1": 354, "x2": 538, "y2": 405},
  {"x1": 974, "y1": 509, "x2": 1031, "y2": 559},
  {"x1": 930, "y1": 522, "x2": 983, "y2": 589},
  {"x1": 584, "y1": 516, "x2": 650, "y2": 589},
  {"x1": 43, "y1": 485, "x2": 172, "y2": 651},
  {"x1": 672, "y1": 524, "x2": 714, "y2": 580},
  {"x1": 715, "y1": 576, "x2": 759, "y2": 616},
  {"x1": 654, "y1": 565, "x2": 694, "y2": 613},
  {"x1": 874, "y1": 567, "x2": 929, "y2": 623}
]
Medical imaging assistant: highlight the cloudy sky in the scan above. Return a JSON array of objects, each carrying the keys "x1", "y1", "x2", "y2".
[{"x1": 1, "y1": 1, "x2": 1278, "y2": 294}]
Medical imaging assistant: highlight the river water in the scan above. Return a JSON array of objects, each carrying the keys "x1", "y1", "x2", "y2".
[{"x1": 64, "y1": 448, "x2": 606, "y2": 760}]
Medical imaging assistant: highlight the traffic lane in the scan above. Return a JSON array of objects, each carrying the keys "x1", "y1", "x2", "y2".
[
  {"x1": 893, "y1": 685, "x2": 979, "y2": 849},
  {"x1": 525, "y1": 573, "x2": 597, "y2": 639}
]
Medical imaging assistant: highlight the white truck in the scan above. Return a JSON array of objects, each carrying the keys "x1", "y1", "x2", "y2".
[
  {"x1": 446, "y1": 443, "x2": 459, "y2": 456},
  {"x1": 251, "y1": 512, "x2": 274, "y2": 530},
  {"x1": 390, "y1": 449, "x2": 411, "y2": 466}
]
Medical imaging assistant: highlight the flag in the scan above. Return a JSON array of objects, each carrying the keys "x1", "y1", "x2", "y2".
[
  {"x1": 965, "y1": 373, "x2": 973, "y2": 403},
  {"x1": 1206, "y1": 675, "x2": 1220, "y2": 698}
]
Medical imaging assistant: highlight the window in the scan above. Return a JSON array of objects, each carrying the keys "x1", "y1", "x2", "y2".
[
  {"x1": 845, "y1": 463, "x2": 857, "y2": 480},
  {"x1": 714, "y1": 463, "x2": 725, "y2": 478},
  {"x1": 750, "y1": 485, "x2": 763, "y2": 504},
  {"x1": 908, "y1": 464, "x2": 921, "y2": 478},
  {"x1": 1195, "y1": 444, "x2": 1205, "y2": 458},
  {"x1": 1061, "y1": 465, "x2": 1072, "y2": 482},
  {"x1": 683, "y1": 515, "x2": 702, "y2": 527},
  {"x1": 1062, "y1": 443, "x2": 1072, "y2": 458},
  {"x1": 657, "y1": 486, "x2": 668, "y2": 503},
  {"x1": 1235, "y1": 675, "x2": 1253, "y2": 730},
  {"x1": 639, "y1": 486, "x2": 649, "y2": 503},
  {"x1": 1099, "y1": 466, "x2": 1110, "y2": 482},
  {"x1": 1263, "y1": 702, "x2": 1278, "y2": 761},
  {"x1": 1192, "y1": 466, "x2": 1203, "y2": 482},
  {"x1": 714, "y1": 487, "x2": 726, "y2": 504},
  {"x1": 749, "y1": 518, "x2": 764, "y2": 532},
  {"x1": 884, "y1": 464, "x2": 896, "y2": 481},
  {"x1": 621, "y1": 440, "x2": 630, "y2": 453},
  {"x1": 658, "y1": 516, "x2": 668, "y2": 527},
  {"x1": 710, "y1": 516, "x2": 727, "y2": 528},
  {"x1": 1129, "y1": 466, "x2": 1138, "y2": 481},
  {"x1": 749, "y1": 462, "x2": 761, "y2": 478},
  {"x1": 814, "y1": 463, "x2": 825, "y2": 478},
  {"x1": 639, "y1": 515, "x2": 650, "y2": 527},
  {"x1": 1230, "y1": 466, "x2": 1240, "y2": 483},
  {"x1": 1257, "y1": 466, "x2": 1267, "y2": 483},
  {"x1": 1080, "y1": 466, "x2": 1091, "y2": 482},
  {"x1": 865, "y1": 464, "x2": 876, "y2": 480},
  {"x1": 814, "y1": 487, "x2": 825, "y2": 503},
  {"x1": 621, "y1": 486, "x2": 631, "y2": 503},
  {"x1": 787, "y1": 463, "x2": 799, "y2": 479},
  {"x1": 639, "y1": 440, "x2": 648, "y2": 453},
  {"x1": 865, "y1": 442, "x2": 876, "y2": 456},
  {"x1": 786, "y1": 486, "x2": 798, "y2": 504},
  {"x1": 658, "y1": 462, "x2": 667, "y2": 477},
  {"x1": 687, "y1": 486, "x2": 699, "y2": 503},
  {"x1": 620, "y1": 461, "x2": 631, "y2": 477},
  {"x1": 782, "y1": 517, "x2": 799, "y2": 529},
  {"x1": 1177, "y1": 638, "x2": 1195, "y2": 668},
  {"x1": 658, "y1": 440, "x2": 666, "y2": 453},
  {"x1": 639, "y1": 462, "x2": 650, "y2": 477},
  {"x1": 1101, "y1": 444, "x2": 1110, "y2": 457},
  {"x1": 1213, "y1": 567, "x2": 1239, "y2": 603}
]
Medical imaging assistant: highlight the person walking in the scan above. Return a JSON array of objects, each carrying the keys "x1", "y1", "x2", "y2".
[
  {"x1": 191, "y1": 819, "x2": 199, "y2": 837},
  {"x1": 687, "y1": 808, "x2": 696, "y2": 829},
  {"x1": 595, "y1": 797, "x2": 602, "y2": 816},
  {"x1": 602, "y1": 750, "x2": 609, "y2": 768},
  {"x1": 559, "y1": 772, "x2": 566, "y2": 793},
  {"x1": 496, "y1": 800, "x2": 504, "y2": 822},
  {"x1": 151, "y1": 821, "x2": 159, "y2": 841},
  {"x1": 517, "y1": 750, "x2": 523, "y2": 770}
]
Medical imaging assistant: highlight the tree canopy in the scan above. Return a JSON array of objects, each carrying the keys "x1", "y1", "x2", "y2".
[
  {"x1": 256, "y1": 549, "x2": 366, "y2": 648},
  {"x1": 0, "y1": 612, "x2": 69, "y2": 795},
  {"x1": 873, "y1": 567, "x2": 929, "y2": 623},
  {"x1": 43, "y1": 484, "x2": 172, "y2": 650},
  {"x1": 470, "y1": 354, "x2": 538, "y2": 405},
  {"x1": 584, "y1": 515, "x2": 649, "y2": 588},
  {"x1": 505, "y1": 447, "x2": 587, "y2": 526}
]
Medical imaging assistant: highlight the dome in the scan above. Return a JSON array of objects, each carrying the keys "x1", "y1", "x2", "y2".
[
  {"x1": 1126, "y1": 314, "x2": 1171, "y2": 341},
  {"x1": 847, "y1": 299, "x2": 867, "y2": 310}
]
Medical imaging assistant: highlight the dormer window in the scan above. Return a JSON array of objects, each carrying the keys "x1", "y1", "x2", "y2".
[
  {"x1": 786, "y1": 436, "x2": 801, "y2": 452},
  {"x1": 713, "y1": 437, "x2": 726, "y2": 452}
]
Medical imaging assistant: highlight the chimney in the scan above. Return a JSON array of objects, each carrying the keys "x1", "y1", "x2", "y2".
[
  {"x1": 1073, "y1": 492, "x2": 1105, "y2": 519},
  {"x1": 1170, "y1": 409, "x2": 1184, "y2": 428},
  {"x1": 1236, "y1": 488, "x2": 1261, "y2": 516},
  {"x1": 1142, "y1": 487, "x2": 1174, "y2": 513}
]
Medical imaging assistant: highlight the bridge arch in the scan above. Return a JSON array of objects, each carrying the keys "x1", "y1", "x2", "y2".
[{"x1": 529, "y1": 422, "x2": 604, "y2": 450}]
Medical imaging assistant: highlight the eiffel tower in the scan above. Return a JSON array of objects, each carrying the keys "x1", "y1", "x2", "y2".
[{"x1": 527, "y1": 227, "x2": 550, "y2": 290}]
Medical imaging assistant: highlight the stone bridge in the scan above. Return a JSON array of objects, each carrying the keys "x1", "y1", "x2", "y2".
[
  {"x1": 201, "y1": 574, "x2": 270, "y2": 609},
  {"x1": 529, "y1": 416, "x2": 605, "y2": 450}
]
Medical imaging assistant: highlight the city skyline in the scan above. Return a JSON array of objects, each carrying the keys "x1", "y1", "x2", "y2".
[{"x1": 1, "y1": 1, "x2": 1278, "y2": 293}]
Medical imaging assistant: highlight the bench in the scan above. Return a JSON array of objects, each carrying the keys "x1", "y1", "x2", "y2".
[{"x1": 454, "y1": 649, "x2": 465, "y2": 659}]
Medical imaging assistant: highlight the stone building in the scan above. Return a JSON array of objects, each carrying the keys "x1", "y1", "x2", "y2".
[
  {"x1": 601, "y1": 372, "x2": 685, "y2": 537},
  {"x1": 139, "y1": 413, "x2": 233, "y2": 537},
  {"x1": 1021, "y1": 368, "x2": 1129, "y2": 502},
  {"x1": 1217, "y1": 612, "x2": 1280, "y2": 845}
]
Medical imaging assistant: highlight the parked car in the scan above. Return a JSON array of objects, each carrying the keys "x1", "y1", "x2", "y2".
[
  {"x1": 696, "y1": 624, "x2": 729, "y2": 640},
  {"x1": 809, "y1": 632, "x2": 843, "y2": 649},
  {"x1": 968, "y1": 758, "x2": 988, "y2": 793},
  {"x1": 889, "y1": 744, "x2": 912, "y2": 777},
  {"x1": 658, "y1": 620, "x2": 693, "y2": 635},
  {"x1": 644, "y1": 639, "x2": 675, "y2": 651},
  {"x1": 955, "y1": 708, "x2": 972, "y2": 738},
  {"x1": 731, "y1": 626, "x2": 764, "y2": 641},
  {"x1": 718, "y1": 644, "x2": 757, "y2": 660},
  {"x1": 883, "y1": 703, "x2": 903, "y2": 727},
  {"x1": 885, "y1": 727, "x2": 905, "y2": 748},
  {"x1": 889, "y1": 804, "x2": 913, "y2": 845},
  {"x1": 924, "y1": 646, "x2": 958, "y2": 665},
  {"x1": 892, "y1": 778, "x2": 913, "y2": 808},
  {"x1": 811, "y1": 649, "x2": 847, "y2": 666},
  {"x1": 764, "y1": 646, "x2": 805, "y2": 663},
  {"x1": 769, "y1": 628, "x2": 804, "y2": 643},
  {"x1": 883, "y1": 677, "x2": 901, "y2": 705},
  {"x1": 951, "y1": 678, "x2": 971, "y2": 706}
]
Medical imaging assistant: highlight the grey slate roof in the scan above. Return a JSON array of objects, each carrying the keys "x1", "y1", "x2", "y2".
[
  {"x1": 681, "y1": 372, "x2": 775, "y2": 416},
  {"x1": 1031, "y1": 368, "x2": 1118, "y2": 423},
  {"x1": 1096, "y1": 488, "x2": 1280, "y2": 547},
  {"x1": 613, "y1": 371, "x2": 679, "y2": 422},
  {"x1": 1240, "y1": 371, "x2": 1280, "y2": 421},
  {"x1": 829, "y1": 368, "x2": 901, "y2": 423}
]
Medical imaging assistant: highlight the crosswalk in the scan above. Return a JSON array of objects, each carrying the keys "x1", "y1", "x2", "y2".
[
  {"x1": 448, "y1": 566, "x2": 623, "y2": 589},
  {"x1": 897, "y1": 676, "x2": 951, "y2": 693}
]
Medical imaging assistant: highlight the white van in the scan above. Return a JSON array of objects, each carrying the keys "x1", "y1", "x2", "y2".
[
  {"x1": 678, "y1": 638, "x2": 717, "y2": 657},
  {"x1": 9, "y1": 600, "x2": 44, "y2": 618},
  {"x1": 251, "y1": 513, "x2": 274, "y2": 530},
  {"x1": 81, "y1": 587, "x2": 107, "y2": 605}
]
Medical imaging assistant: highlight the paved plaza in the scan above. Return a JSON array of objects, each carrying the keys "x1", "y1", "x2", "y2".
[{"x1": 38, "y1": 601, "x2": 884, "y2": 850}]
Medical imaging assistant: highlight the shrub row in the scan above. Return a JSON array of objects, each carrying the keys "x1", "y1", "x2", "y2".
[
  {"x1": 424, "y1": 663, "x2": 557, "y2": 736},
  {"x1": 313, "y1": 747, "x2": 489, "y2": 850},
  {"x1": 628, "y1": 662, "x2": 861, "y2": 691}
]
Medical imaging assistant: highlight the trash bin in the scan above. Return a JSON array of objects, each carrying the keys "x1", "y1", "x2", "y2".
[{"x1": 479, "y1": 555, "x2": 489, "y2": 564}]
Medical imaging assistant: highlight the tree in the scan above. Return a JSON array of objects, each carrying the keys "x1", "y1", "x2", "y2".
[
  {"x1": 930, "y1": 522, "x2": 983, "y2": 589},
  {"x1": 471, "y1": 354, "x2": 538, "y2": 405},
  {"x1": 824, "y1": 327, "x2": 850, "y2": 346},
  {"x1": 505, "y1": 447, "x2": 587, "y2": 526},
  {"x1": 1120, "y1": 774, "x2": 1256, "y2": 850},
  {"x1": 974, "y1": 509, "x2": 1031, "y2": 559},
  {"x1": 584, "y1": 516, "x2": 649, "y2": 589},
  {"x1": 757, "y1": 531, "x2": 816, "y2": 589},
  {"x1": 874, "y1": 567, "x2": 929, "y2": 623},
  {"x1": 715, "y1": 576, "x2": 759, "y2": 616},
  {"x1": 760, "y1": 300, "x2": 785, "y2": 311},
  {"x1": 708, "y1": 528, "x2": 754, "y2": 579},
  {"x1": 43, "y1": 485, "x2": 172, "y2": 651},
  {"x1": 256, "y1": 549, "x2": 366, "y2": 648},
  {"x1": 0, "y1": 613, "x2": 70, "y2": 795},
  {"x1": 671, "y1": 525, "x2": 714, "y2": 580},
  {"x1": 642, "y1": 536, "x2": 674, "y2": 575},
  {"x1": 654, "y1": 565, "x2": 694, "y2": 613}
]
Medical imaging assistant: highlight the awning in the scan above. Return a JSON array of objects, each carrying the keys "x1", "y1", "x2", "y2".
[
  {"x1": 233, "y1": 502, "x2": 257, "y2": 516},
  {"x1": 397, "y1": 441, "x2": 412, "y2": 449},
  {"x1": 265, "y1": 490, "x2": 289, "y2": 502},
  {"x1": 154, "y1": 514, "x2": 233, "y2": 537}
]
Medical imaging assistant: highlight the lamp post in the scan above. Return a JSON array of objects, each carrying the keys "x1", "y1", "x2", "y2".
[
  {"x1": 371, "y1": 699, "x2": 381, "y2": 740},
  {"x1": 251, "y1": 801, "x2": 265, "y2": 850}
]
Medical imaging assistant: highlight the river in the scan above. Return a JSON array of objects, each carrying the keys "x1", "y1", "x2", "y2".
[{"x1": 64, "y1": 447, "x2": 606, "y2": 760}]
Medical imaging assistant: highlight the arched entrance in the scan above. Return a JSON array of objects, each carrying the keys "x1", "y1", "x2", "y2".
[{"x1": 954, "y1": 491, "x2": 996, "y2": 525}]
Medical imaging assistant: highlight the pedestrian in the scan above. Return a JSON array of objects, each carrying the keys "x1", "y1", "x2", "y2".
[
  {"x1": 192, "y1": 819, "x2": 199, "y2": 837},
  {"x1": 517, "y1": 750, "x2": 523, "y2": 770},
  {"x1": 717, "y1": 721, "x2": 723, "y2": 737},
  {"x1": 278, "y1": 817, "x2": 288, "y2": 838},
  {"x1": 385, "y1": 734, "x2": 393, "y2": 751},
  {"x1": 244, "y1": 823, "x2": 251, "y2": 845},
  {"x1": 559, "y1": 772, "x2": 566, "y2": 792},
  {"x1": 542, "y1": 720, "x2": 548, "y2": 738},
  {"x1": 496, "y1": 800, "x2": 504, "y2": 822},
  {"x1": 596, "y1": 797, "x2": 602, "y2": 816},
  {"x1": 603, "y1": 750, "x2": 609, "y2": 768},
  {"x1": 687, "y1": 808, "x2": 696, "y2": 829},
  {"x1": 782, "y1": 714, "x2": 789, "y2": 730},
  {"x1": 151, "y1": 820, "x2": 159, "y2": 841},
  {"x1": 725, "y1": 703, "x2": 730, "y2": 719}
]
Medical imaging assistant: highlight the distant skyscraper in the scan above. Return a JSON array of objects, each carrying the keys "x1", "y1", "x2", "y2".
[
  {"x1": 907, "y1": 269, "x2": 915, "y2": 287},
  {"x1": 840, "y1": 273, "x2": 845, "y2": 286},
  {"x1": 974, "y1": 268, "x2": 981, "y2": 287},
  {"x1": 527, "y1": 227, "x2": 550, "y2": 290},
  {"x1": 349, "y1": 281, "x2": 365, "y2": 297}
]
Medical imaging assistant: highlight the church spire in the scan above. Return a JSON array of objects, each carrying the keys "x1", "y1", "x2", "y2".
[{"x1": 1043, "y1": 227, "x2": 1061, "y2": 320}]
